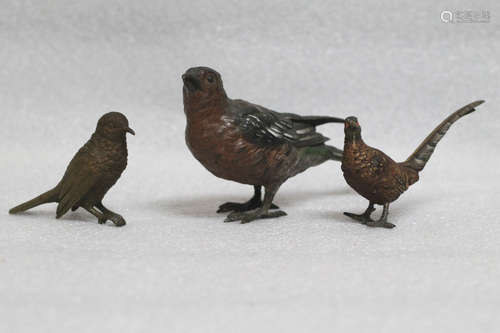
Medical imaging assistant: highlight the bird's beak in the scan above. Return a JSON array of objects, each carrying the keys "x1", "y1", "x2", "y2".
[
  {"x1": 125, "y1": 127, "x2": 135, "y2": 135},
  {"x1": 182, "y1": 73, "x2": 202, "y2": 92},
  {"x1": 344, "y1": 117, "x2": 359, "y2": 129}
]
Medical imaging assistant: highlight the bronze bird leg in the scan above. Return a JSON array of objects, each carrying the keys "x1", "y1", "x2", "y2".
[
  {"x1": 345, "y1": 202, "x2": 395, "y2": 229},
  {"x1": 224, "y1": 184, "x2": 287, "y2": 223},
  {"x1": 81, "y1": 205, "x2": 124, "y2": 227},
  {"x1": 82, "y1": 205, "x2": 108, "y2": 225},
  {"x1": 365, "y1": 203, "x2": 395, "y2": 229},
  {"x1": 344, "y1": 202, "x2": 376, "y2": 223},
  {"x1": 95, "y1": 202, "x2": 126, "y2": 227},
  {"x1": 217, "y1": 185, "x2": 279, "y2": 213}
]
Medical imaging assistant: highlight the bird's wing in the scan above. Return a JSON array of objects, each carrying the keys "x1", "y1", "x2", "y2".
[
  {"x1": 56, "y1": 146, "x2": 101, "y2": 218},
  {"x1": 233, "y1": 101, "x2": 329, "y2": 148}
]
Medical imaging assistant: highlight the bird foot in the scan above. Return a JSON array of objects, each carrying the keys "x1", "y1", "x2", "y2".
[
  {"x1": 98, "y1": 213, "x2": 126, "y2": 227},
  {"x1": 224, "y1": 209, "x2": 287, "y2": 224},
  {"x1": 343, "y1": 212, "x2": 374, "y2": 224},
  {"x1": 217, "y1": 200, "x2": 279, "y2": 213},
  {"x1": 344, "y1": 211, "x2": 394, "y2": 228},
  {"x1": 365, "y1": 220, "x2": 395, "y2": 229}
]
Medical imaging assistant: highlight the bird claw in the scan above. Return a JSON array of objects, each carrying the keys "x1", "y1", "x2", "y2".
[
  {"x1": 217, "y1": 201, "x2": 279, "y2": 213},
  {"x1": 107, "y1": 214, "x2": 126, "y2": 227},
  {"x1": 344, "y1": 211, "x2": 394, "y2": 228},
  {"x1": 217, "y1": 201, "x2": 255, "y2": 213},
  {"x1": 343, "y1": 212, "x2": 374, "y2": 223},
  {"x1": 365, "y1": 221, "x2": 395, "y2": 229},
  {"x1": 224, "y1": 210, "x2": 287, "y2": 223}
]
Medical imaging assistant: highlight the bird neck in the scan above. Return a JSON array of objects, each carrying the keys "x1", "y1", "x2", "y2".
[
  {"x1": 344, "y1": 131, "x2": 364, "y2": 149},
  {"x1": 184, "y1": 97, "x2": 229, "y2": 122},
  {"x1": 92, "y1": 132, "x2": 127, "y2": 147},
  {"x1": 345, "y1": 130, "x2": 362, "y2": 142}
]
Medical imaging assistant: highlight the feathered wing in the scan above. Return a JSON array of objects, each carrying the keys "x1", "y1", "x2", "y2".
[
  {"x1": 55, "y1": 148, "x2": 101, "y2": 218},
  {"x1": 233, "y1": 100, "x2": 342, "y2": 148}
]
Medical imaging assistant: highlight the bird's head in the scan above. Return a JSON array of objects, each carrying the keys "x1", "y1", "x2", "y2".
[
  {"x1": 96, "y1": 112, "x2": 135, "y2": 141},
  {"x1": 182, "y1": 67, "x2": 227, "y2": 109},
  {"x1": 344, "y1": 116, "x2": 362, "y2": 140}
]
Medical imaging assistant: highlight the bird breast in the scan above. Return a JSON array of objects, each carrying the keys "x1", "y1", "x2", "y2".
[
  {"x1": 185, "y1": 114, "x2": 294, "y2": 185},
  {"x1": 89, "y1": 136, "x2": 128, "y2": 176},
  {"x1": 342, "y1": 143, "x2": 408, "y2": 204}
]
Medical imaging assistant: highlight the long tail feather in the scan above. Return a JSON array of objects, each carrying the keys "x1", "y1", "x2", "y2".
[
  {"x1": 403, "y1": 100, "x2": 484, "y2": 172},
  {"x1": 9, "y1": 187, "x2": 59, "y2": 214}
]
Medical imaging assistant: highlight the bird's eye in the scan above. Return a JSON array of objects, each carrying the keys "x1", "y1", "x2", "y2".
[{"x1": 207, "y1": 75, "x2": 214, "y2": 83}]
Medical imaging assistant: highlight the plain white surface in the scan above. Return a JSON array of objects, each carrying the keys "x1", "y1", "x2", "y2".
[{"x1": 1, "y1": 1, "x2": 500, "y2": 332}]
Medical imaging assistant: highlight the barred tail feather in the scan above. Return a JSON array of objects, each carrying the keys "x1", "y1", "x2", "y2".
[{"x1": 404, "y1": 100, "x2": 484, "y2": 172}]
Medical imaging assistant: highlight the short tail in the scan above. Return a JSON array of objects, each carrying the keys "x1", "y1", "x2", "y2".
[
  {"x1": 9, "y1": 187, "x2": 59, "y2": 214},
  {"x1": 403, "y1": 100, "x2": 484, "y2": 172}
]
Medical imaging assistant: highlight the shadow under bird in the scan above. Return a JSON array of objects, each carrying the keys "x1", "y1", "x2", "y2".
[
  {"x1": 9, "y1": 112, "x2": 135, "y2": 226},
  {"x1": 341, "y1": 100, "x2": 484, "y2": 228},
  {"x1": 182, "y1": 66, "x2": 344, "y2": 223}
]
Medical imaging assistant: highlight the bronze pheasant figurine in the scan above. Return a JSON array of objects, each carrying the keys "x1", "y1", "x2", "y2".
[
  {"x1": 9, "y1": 112, "x2": 135, "y2": 227},
  {"x1": 341, "y1": 100, "x2": 484, "y2": 228}
]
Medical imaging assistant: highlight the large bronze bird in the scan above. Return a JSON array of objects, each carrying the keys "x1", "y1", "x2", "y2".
[{"x1": 182, "y1": 66, "x2": 344, "y2": 223}]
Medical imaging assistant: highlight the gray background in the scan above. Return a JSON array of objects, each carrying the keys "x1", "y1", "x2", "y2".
[{"x1": 1, "y1": 0, "x2": 499, "y2": 332}]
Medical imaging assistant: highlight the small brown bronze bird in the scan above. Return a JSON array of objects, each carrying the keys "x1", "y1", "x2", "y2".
[
  {"x1": 341, "y1": 100, "x2": 484, "y2": 228},
  {"x1": 182, "y1": 66, "x2": 344, "y2": 223},
  {"x1": 9, "y1": 112, "x2": 135, "y2": 226}
]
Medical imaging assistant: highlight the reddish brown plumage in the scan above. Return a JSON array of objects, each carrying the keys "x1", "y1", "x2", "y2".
[
  {"x1": 341, "y1": 100, "x2": 484, "y2": 228},
  {"x1": 342, "y1": 138, "x2": 418, "y2": 205},
  {"x1": 185, "y1": 104, "x2": 298, "y2": 186},
  {"x1": 182, "y1": 66, "x2": 344, "y2": 223}
]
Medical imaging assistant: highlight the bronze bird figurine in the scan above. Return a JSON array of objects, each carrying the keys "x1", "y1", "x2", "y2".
[
  {"x1": 182, "y1": 66, "x2": 344, "y2": 223},
  {"x1": 341, "y1": 100, "x2": 484, "y2": 228},
  {"x1": 9, "y1": 112, "x2": 135, "y2": 227}
]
